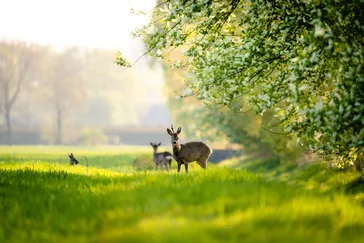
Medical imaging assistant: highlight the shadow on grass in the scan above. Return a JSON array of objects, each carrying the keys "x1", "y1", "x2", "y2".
[
  {"x1": 345, "y1": 176, "x2": 364, "y2": 205},
  {"x1": 221, "y1": 153, "x2": 364, "y2": 199}
]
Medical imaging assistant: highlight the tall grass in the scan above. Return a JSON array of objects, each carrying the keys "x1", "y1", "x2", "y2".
[{"x1": 0, "y1": 146, "x2": 363, "y2": 243}]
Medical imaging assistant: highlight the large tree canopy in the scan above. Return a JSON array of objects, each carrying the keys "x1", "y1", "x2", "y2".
[{"x1": 119, "y1": 0, "x2": 364, "y2": 165}]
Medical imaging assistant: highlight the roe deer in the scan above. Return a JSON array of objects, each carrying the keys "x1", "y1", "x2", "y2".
[
  {"x1": 150, "y1": 142, "x2": 173, "y2": 171},
  {"x1": 166, "y1": 125, "x2": 212, "y2": 173},
  {"x1": 68, "y1": 153, "x2": 89, "y2": 171},
  {"x1": 68, "y1": 153, "x2": 79, "y2": 165}
]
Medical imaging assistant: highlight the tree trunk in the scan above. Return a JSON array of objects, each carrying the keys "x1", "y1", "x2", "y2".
[
  {"x1": 5, "y1": 109, "x2": 12, "y2": 145},
  {"x1": 55, "y1": 104, "x2": 62, "y2": 145}
]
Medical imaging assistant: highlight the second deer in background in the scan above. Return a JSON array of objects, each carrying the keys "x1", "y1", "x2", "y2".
[{"x1": 150, "y1": 142, "x2": 173, "y2": 171}]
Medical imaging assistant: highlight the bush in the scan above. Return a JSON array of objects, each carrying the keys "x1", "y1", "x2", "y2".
[{"x1": 78, "y1": 127, "x2": 107, "y2": 146}]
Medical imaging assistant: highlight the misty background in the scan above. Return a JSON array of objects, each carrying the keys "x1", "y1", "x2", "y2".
[{"x1": 0, "y1": 0, "x2": 174, "y2": 145}]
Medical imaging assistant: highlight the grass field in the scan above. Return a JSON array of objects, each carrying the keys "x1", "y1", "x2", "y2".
[{"x1": 1, "y1": 146, "x2": 364, "y2": 243}]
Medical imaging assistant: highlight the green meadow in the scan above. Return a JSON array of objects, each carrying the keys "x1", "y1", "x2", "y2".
[{"x1": 0, "y1": 146, "x2": 364, "y2": 243}]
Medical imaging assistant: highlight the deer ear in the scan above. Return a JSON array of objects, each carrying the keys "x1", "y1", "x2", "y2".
[
  {"x1": 167, "y1": 128, "x2": 173, "y2": 136},
  {"x1": 177, "y1": 127, "x2": 182, "y2": 134},
  {"x1": 150, "y1": 142, "x2": 153, "y2": 146},
  {"x1": 68, "y1": 154, "x2": 72, "y2": 158},
  {"x1": 157, "y1": 142, "x2": 161, "y2": 146}
]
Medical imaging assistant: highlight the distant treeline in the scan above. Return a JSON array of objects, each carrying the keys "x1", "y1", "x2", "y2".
[{"x1": 0, "y1": 40, "x2": 170, "y2": 146}]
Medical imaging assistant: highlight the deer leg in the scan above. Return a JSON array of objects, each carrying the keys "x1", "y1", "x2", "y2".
[
  {"x1": 197, "y1": 161, "x2": 206, "y2": 169},
  {"x1": 169, "y1": 160, "x2": 172, "y2": 170},
  {"x1": 156, "y1": 163, "x2": 159, "y2": 171},
  {"x1": 184, "y1": 163, "x2": 188, "y2": 173},
  {"x1": 177, "y1": 162, "x2": 181, "y2": 173},
  {"x1": 197, "y1": 156, "x2": 209, "y2": 169}
]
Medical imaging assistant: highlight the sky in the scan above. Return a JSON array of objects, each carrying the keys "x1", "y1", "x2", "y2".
[
  {"x1": 0, "y1": 0, "x2": 153, "y2": 51},
  {"x1": 0, "y1": 0, "x2": 166, "y2": 104}
]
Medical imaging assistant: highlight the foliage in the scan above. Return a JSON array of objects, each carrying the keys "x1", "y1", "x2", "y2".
[
  {"x1": 194, "y1": 105, "x2": 303, "y2": 162},
  {"x1": 1, "y1": 146, "x2": 364, "y2": 242},
  {"x1": 115, "y1": 51, "x2": 131, "y2": 67},
  {"x1": 146, "y1": 13, "x2": 297, "y2": 158},
  {"x1": 161, "y1": 60, "x2": 229, "y2": 144},
  {"x1": 127, "y1": 0, "x2": 364, "y2": 165},
  {"x1": 161, "y1": 53, "x2": 301, "y2": 160}
]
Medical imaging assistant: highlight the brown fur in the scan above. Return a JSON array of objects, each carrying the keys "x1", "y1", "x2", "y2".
[{"x1": 167, "y1": 125, "x2": 212, "y2": 173}]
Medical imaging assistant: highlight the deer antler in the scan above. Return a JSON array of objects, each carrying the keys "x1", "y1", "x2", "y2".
[{"x1": 171, "y1": 124, "x2": 175, "y2": 133}]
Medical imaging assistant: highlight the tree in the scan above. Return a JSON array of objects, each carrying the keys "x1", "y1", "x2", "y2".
[
  {"x1": 43, "y1": 47, "x2": 85, "y2": 144},
  {"x1": 120, "y1": 0, "x2": 364, "y2": 165},
  {"x1": 0, "y1": 41, "x2": 39, "y2": 145}
]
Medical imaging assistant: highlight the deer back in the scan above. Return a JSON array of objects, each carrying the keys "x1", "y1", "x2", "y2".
[
  {"x1": 176, "y1": 141, "x2": 212, "y2": 162},
  {"x1": 154, "y1": 152, "x2": 173, "y2": 164}
]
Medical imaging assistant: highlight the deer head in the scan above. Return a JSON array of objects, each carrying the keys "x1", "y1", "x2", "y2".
[
  {"x1": 166, "y1": 124, "x2": 212, "y2": 173},
  {"x1": 150, "y1": 142, "x2": 162, "y2": 151},
  {"x1": 166, "y1": 124, "x2": 182, "y2": 147},
  {"x1": 68, "y1": 153, "x2": 79, "y2": 165}
]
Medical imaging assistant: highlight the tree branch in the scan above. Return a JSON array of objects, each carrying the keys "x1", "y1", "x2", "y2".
[
  {"x1": 261, "y1": 126, "x2": 291, "y2": 135},
  {"x1": 8, "y1": 51, "x2": 31, "y2": 109},
  {"x1": 128, "y1": 19, "x2": 183, "y2": 68},
  {"x1": 146, "y1": 1, "x2": 169, "y2": 14}
]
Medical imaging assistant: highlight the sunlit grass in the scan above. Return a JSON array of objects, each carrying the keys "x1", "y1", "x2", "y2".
[
  {"x1": 0, "y1": 146, "x2": 364, "y2": 243},
  {"x1": 0, "y1": 145, "x2": 154, "y2": 172}
]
